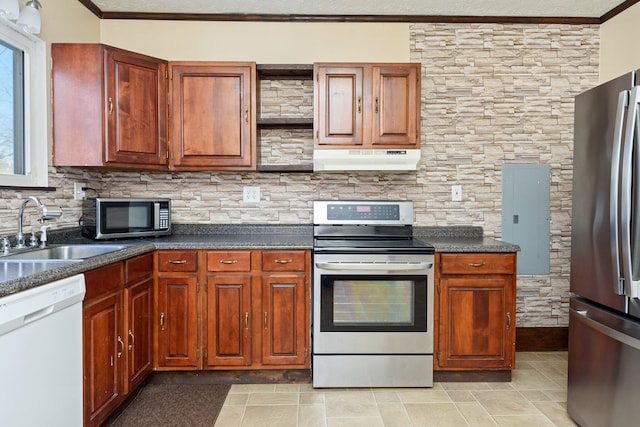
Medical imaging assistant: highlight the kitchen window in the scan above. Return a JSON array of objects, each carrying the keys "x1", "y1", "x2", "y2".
[{"x1": 0, "y1": 20, "x2": 47, "y2": 187}]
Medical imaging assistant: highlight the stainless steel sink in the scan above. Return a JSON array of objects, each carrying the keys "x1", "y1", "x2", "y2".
[{"x1": 1, "y1": 244, "x2": 131, "y2": 261}]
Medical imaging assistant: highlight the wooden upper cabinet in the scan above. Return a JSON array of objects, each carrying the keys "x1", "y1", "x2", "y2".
[
  {"x1": 52, "y1": 44, "x2": 168, "y2": 169},
  {"x1": 169, "y1": 62, "x2": 256, "y2": 170},
  {"x1": 372, "y1": 65, "x2": 420, "y2": 146},
  {"x1": 314, "y1": 65, "x2": 364, "y2": 146},
  {"x1": 314, "y1": 62, "x2": 420, "y2": 149}
]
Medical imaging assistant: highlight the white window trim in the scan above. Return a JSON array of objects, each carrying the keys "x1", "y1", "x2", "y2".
[{"x1": 0, "y1": 19, "x2": 47, "y2": 187}]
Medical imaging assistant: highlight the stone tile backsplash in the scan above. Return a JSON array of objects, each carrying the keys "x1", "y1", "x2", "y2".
[{"x1": 0, "y1": 23, "x2": 600, "y2": 327}]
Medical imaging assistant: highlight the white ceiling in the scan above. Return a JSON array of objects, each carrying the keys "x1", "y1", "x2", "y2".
[{"x1": 89, "y1": 0, "x2": 627, "y2": 18}]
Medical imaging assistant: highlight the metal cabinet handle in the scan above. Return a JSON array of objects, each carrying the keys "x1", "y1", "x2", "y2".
[
  {"x1": 357, "y1": 96, "x2": 361, "y2": 113},
  {"x1": 117, "y1": 335, "x2": 124, "y2": 359},
  {"x1": 168, "y1": 259, "x2": 187, "y2": 264},
  {"x1": 264, "y1": 312, "x2": 268, "y2": 329},
  {"x1": 468, "y1": 262, "x2": 486, "y2": 267},
  {"x1": 160, "y1": 312, "x2": 165, "y2": 331},
  {"x1": 506, "y1": 312, "x2": 512, "y2": 330},
  {"x1": 128, "y1": 329, "x2": 135, "y2": 351},
  {"x1": 274, "y1": 259, "x2": 292, "y2": 264},
  {"x1": 245, "y1": 109, "x2": 249, "y2": 123},
  {"x1": 220, "y1": 259, "x2": 238, "y2": 264},
  {"x1": 245, "y1": 312, "x2": 249, "y2": 330},
  {"x1": 375, "y1": 97, "x2": 379, "y2": 113},
  {"x1": 108, "y1": 97, "x2": 113, "y2": 115}
]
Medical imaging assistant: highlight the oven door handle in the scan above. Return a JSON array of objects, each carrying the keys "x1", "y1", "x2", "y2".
[{"x1": 315, "y1": 262, "x2": 433, "y2": 271}]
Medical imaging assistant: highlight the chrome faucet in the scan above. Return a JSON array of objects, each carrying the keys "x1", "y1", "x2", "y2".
[{"x1": 16, "y1": 196, "x2": 63, "y2": 249}]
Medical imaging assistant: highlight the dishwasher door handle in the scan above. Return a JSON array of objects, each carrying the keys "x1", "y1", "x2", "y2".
[{"x1": 315, "y1": 262, "x2": 433, "y2": 271}]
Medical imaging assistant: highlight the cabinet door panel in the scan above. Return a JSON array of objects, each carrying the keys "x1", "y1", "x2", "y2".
[
  {"x1": 124, "y1": 277, "x2": 153, "y2": 394},
  {"x1": 262, "y1": 275, "x2": 306, "y2": 365},
  {"x1": 206, "y1": 275, "x2": 252, "y2": 367},
  {"x1": 372, "y1": 65, "x2": 419, "y2": 146},
  {"x1": 83, "y1": 292, "x2": 122, "y2": 427},
  {"x1": 315, "y1": 66, "x2": 364, "y2": 146},
  {"x1": 170, "y1": 63, "x2": 255, "y2": 169},
  {"x1": 439, "y1": 277, "x2": 514, "y2": 369},
  {"x1": 156, "y1": 276, "x2": 199, "y2": 368},
  {"x1": 105, "y1": 49, "x2": 167, "y2": 166}
]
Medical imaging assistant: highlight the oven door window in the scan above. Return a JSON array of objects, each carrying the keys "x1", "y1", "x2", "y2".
[{"x1": 320, "y1": 274, "x2": 427, "y2": 332}]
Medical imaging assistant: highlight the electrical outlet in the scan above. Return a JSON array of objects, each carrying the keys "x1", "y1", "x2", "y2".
[
  {"x1": 451, "y1": 185, "x2": 462, "y2": 202},
  {"x1": 243, "y1": 186, "x2": 260, "y2": 203},
  {"x1": 73, "y1": 182, "x2": 86, "y2": 200}
]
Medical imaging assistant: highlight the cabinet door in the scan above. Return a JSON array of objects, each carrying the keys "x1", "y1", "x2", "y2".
[
  {"x1": 261, "y1": 274, "x2": 307, "y2": 366},
  {"x1": 156, "y1": 276, "x2": 199, "y2": 368},
  {"x1": 104, "y1": 48, "x2": 168, "y2": 167},
  {"x1": 371, "y1": 64, "x2": 420, "y2": 147},
  {"x1": 438, "y1": 276, "x2": 515, "y2": 369},
  {"x1": 170, "y1": 63, "x2": 256, "y2": 170},
  {"x1": 124, "y1": 276, "x2": 153, "y2": 394},
  {"x1": 83, "y1": 292, "x2": 123, "y2": 427},
  {"x1": 205, "y1": 274, "x2": 252, "y2": 367},
  {"x1": 315, "y1": 65, "x2": 364, "y2": 146}
]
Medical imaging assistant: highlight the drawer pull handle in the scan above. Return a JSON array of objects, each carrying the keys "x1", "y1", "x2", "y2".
[
  {"x1": 220, "y1": 259, "x2": 238, "y2": 264},
  {"x1": 468, "y1": 262, "x2": 486, "y2": 267},
  {"x1": 117, "y1": 335, "x2": 124, "y2": 359},
  {"x1": 168, "y1": 259, "x2": 187, "y2": 264},
  {"x1": 275, "y1": 259, "x2": 293, "y2": 264},
  {"x1": 245, "y1": 312, "x2": 249, "y2": 329},
  {"x1": 160, "y1": 312, "x2": 165, "y2": 331}
]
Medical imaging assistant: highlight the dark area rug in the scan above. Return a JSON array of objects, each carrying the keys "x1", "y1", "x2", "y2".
[{"x1": 108, "y1": 383, "x2": 231, "y2": 427}]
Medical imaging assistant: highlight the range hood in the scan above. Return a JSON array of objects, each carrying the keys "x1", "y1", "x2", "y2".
[{"x1": 313, "y1": 149, "x2": 420, "y2": 172}]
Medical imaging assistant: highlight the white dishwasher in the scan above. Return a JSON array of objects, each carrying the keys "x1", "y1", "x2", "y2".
[{"x1": 0, "y1": 274, "x2": 85, "y2": 427}]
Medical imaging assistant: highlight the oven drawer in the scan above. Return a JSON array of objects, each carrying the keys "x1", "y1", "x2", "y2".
[
  {"x1": 207, "y1": 250, "x2": 252, "y2": 272},
  {"x1": 440, "y1": 253, "x2": 515, "y2": 275},
  {"x1": 262, "y1": 250, "x2": 306, "y2": 272},
  {"x1": 157, "y1": 250, "x2": 198, "y2": 272}
]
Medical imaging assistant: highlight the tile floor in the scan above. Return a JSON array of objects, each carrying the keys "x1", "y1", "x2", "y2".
[{"x1": 214, "y1": 352, "x2": 576, "y2": 427}]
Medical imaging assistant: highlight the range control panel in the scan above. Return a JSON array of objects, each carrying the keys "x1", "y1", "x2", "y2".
[{"x1": 313, "y1": 201, "x2": 414, "y2": 225}]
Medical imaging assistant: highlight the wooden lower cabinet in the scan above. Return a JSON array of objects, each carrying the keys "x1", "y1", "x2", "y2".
[
  {"x1": 435, "y1": 252, "x2": 517, "y2": 372},
  {"x1": 155, "y1": 250, "x2": 200, "y2": 369},
  {"x1": 154, "y1": 249, "x2": 310, "y2": 370},
  {"x1": 205, "y1": 249, "x2": 310, "y2": 369},
  {"x1": 82, "y1": 253, "x2": 154, "y2": 427}
]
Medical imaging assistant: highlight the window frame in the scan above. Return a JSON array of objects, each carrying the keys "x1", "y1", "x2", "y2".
[{"x1": 0, "y1": 19, "x2": 47, "y2": 187}]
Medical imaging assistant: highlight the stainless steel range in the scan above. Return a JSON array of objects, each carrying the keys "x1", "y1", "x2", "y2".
[{"x1": 312, "y1": 200, "x2": 435, "y2": 388}]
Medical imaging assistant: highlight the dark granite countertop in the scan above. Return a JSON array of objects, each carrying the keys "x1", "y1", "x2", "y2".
[{"x1": 0, "y1": 224, "x2": 518, "y2": 298}]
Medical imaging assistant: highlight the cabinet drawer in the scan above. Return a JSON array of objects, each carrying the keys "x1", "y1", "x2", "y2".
[
  {"x1": 440, "y1": 253, "x2": 515, "y2": 275},
  {"x1": 157, "y1": 251, "x2": 198, "y2": 272},
  {"x1": 207, "y1": 251, "x2": 252, "y2": 272},
  {"x1": 126, "y1": 252, "x2": 153, "y2": 284},
  {"x1": 262, "y1": 250, "x2": 306, "y2": 272},
  {"x1": 84, "y1": 262, "x2": 124, "y2": 301}
]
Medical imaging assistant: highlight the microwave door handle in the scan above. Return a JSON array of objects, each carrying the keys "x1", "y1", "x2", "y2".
[
  {"x1": 620, "y1": 86, "x2": 640, "y2": 298},
  {"x1": 611, "y1": 90, "x2": 628, "y2": 295},
  {"x1": 153, "y1": 202, "x2": 160, "y2": 230}
]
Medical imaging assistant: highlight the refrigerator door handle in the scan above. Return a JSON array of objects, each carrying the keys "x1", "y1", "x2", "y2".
[
  {"x1": 572, "y1": 307, "x2": 640, "y2": 351},
  {"x1": 611, "y1": 90, "x2": 628, "y2": 295},
  {"x1": 621, "y1": 86, "x2": 640, "y2": 298}
]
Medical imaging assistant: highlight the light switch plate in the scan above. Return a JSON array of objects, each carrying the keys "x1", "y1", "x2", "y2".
[
  {"x1": 451, "y1": 185, "x2": 462, "y2": 202},
  {"x1": 74, "y1": 182, "x2": 86, "y2": 200}
]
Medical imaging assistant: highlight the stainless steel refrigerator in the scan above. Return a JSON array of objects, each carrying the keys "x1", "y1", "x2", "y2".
[{"x1": 569, "y1": 71, "x2": 640, "y2": 426}]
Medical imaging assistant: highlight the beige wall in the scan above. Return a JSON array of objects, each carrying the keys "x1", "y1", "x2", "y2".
[
  {"x1": 600, "y1": 2, "x2": 640, "y2": 82},
  {"x1": 100, "y1": 21, "x2": 409, "y2": 62}
]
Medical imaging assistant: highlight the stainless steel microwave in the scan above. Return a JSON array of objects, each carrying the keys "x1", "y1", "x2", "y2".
[{"x1": 81, "y1": 198, "x2": 171, "y2": 240}]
